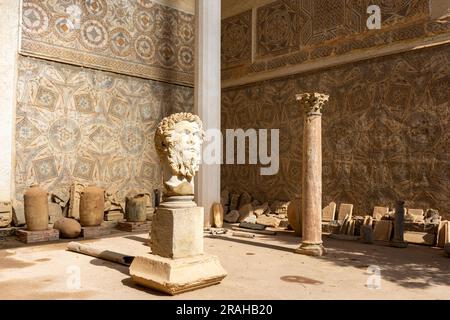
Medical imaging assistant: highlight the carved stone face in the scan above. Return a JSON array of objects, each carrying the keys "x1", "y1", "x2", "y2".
[{"x1": 170, "y1": 120, "x2": 202, "y2": 175}]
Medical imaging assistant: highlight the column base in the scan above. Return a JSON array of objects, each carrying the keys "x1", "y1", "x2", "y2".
[
  {"x1": 390, "y1": 240, "x2": 408, "y2": 248},
  {"x1": 129, "y1": 253, "x2": 227, "y2": 295},
  {"x1": 295, "y1": 242, "x2": 327, "y2": 257}
]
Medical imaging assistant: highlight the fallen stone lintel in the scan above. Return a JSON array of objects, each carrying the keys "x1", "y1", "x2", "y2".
[
  {"x1": 231, "y1": 226, "x2": 276, "y2": 235},
  {"x1": 239, "y1": 222, "x2": 266, "y2": 230}
]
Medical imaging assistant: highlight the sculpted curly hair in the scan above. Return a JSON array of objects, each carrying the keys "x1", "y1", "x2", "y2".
[{"x1": 155, "y1": 112, "x2": 204, "y2": 179}]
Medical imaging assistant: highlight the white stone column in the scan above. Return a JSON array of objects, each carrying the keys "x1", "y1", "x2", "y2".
[
  {"x1": 194, "y1": 0, "x2": 221, "y2": 228},
  {"x1": 0, "y1": 0, "x2": 20, "y2": 203}
]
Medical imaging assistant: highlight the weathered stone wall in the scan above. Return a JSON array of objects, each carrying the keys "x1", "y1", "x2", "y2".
[{"x1": 222, "y1": 44, "x2": 450, "y2": 216}]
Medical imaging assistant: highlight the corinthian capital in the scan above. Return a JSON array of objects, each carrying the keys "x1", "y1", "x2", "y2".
[{"x1": 296, "y1": 93, "x2": 329, "y2": 116}]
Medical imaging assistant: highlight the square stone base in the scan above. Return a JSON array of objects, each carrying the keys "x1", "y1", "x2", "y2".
[
  {"x1": 81, "y1": 226, "x2": 110, "y2": 239},
  {"x1": 151, "y1": 206, "x2": 204, "y2": 259},
  {"x1": 16, "y1": 229, "x2": 59, "y2": 243},
  {"x1": 129, "y1": 253, "x2": 227, "y2": 295},
  {"x1": 118, "y1": 221, "x2": 152, "y2": 232}
]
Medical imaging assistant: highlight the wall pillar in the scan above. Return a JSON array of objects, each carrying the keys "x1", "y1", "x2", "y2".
[
  {"x1": 194, "y1": 0, "x2": 221, "y2": 228},
  {"x1": 0, "y1": 0, "x2": 20, "y2": 202},
  {"x1": 295, "y1": 93, "x2": 329, "y2": 257}
]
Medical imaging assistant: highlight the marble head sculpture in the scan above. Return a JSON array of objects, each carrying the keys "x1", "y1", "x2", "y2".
[{"x1": 155, "y1": 113, "x2": 204, "y2": 201}]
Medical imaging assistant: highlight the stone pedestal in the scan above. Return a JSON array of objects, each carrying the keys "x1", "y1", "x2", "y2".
[
  {"x1": 129, "y1": 205, "x2": 226, "y2": 295},
  {"x1": 295, "y1": 93, "x2": 329, "y2": 257},
  {"x1": 118, "y1": 221, "x2": 152, "y2": 233},
  {"x1": 17, "y1": 229, "x2": 59, "y2": 244}
]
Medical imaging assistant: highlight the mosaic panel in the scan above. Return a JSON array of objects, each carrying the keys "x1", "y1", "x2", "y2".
[
  {"x1": 15, "y1": 56, "x2": 194, "y2": 205},
  {"x1": 222, "y1": 0, "x2": 448, "y2": 81},
  {"x1": 222, "y1": 10, "x2": 252, "y2": 68},
  {"x1": 222, "y1": 44, "x2": 450, "y2": 216},
  {"x1": 20, "y1": 0, "x2": 195, "y2": 86}
]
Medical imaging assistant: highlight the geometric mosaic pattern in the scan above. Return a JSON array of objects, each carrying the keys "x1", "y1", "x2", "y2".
[
  {"x1": 221, "y1": 0, "x2": 448, "y2": 81},
  {"x1": 222, "y1": 44, "x2": 450, "y2": 216},
  {"x1": 20, "y1": 0, "x2": 195, "y2": 86},
  {"x1": 221, "y1": 10, "x2": 252, "y2": 69},
  {"x1": 15, "y1": 56, "x2": 193, "y2": 205}
]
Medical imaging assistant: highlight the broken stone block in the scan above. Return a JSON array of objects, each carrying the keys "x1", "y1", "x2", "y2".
[
  {"x1": 69, "y1": 182, "x2": 88, "y2": 220},
  {"x1": 257, "y1": 215, "x2": 281, "y2": 228},
  {"x1": 373, "y1": 206, "x2": 389, "y2": 220},
  {"x1": 0, "y1": 202, "x2": 12, "y2": 228},
  {"x1": 51, "y1": 189, "x2": 70, "y2": 208},
  {"x1": 270, "y1": 200, "x2": 290, "y2": 215},
  {"x1": 118, "y1": 221, "x2": 152, "y2": 232},
  {"x1": 238, "y1": 204, "x2": 253, "y2": 222},
  {"x1": 105, "y1": 211, "x2": 124, "y2": 221},
  {"x1": 373, "y1": 220, "x2": 393, "y2": 241},
  {"x1": 337, "y1": 203, "x2": 353, "y2": 221},
  {"x1": 12, "y1": 200, "x2": 25, "y2": 226},
  {"x1": 279, "y1": 219, "x2": 289, "y2": 229},
  {"x1": 224, "y1": 210, "x2": 239, "y2": 223},
  {"x1": 404, "y1": 231, "x2": 436, "y2": 246},
  {"x1": 54, "y1": 218, "x2": 81, "y2": 239},
  {"x1": 425, "y1": 209, "x2": 441, "y2": 224},
  {"x1": 243, "y1": 214, "x2": 257, "y2": 224},
  {"x1": 253, "y1": 202, "x2": 269, "y2": 217},
  {"x1": 229, "y1": 193, "x2": 240, "y2": 211},
  {"x1": 48, "y1": 202, "x2": 63, "y2": 224},
  {"x1": 239, "y1": 222, "x2": 266, "y2": 230},
  {"x1": 322, "y1": 202, "x2": 336, "y2": 222},
  {"x1": 238, "y1": 192, "x2": 252, "y2": 210}
]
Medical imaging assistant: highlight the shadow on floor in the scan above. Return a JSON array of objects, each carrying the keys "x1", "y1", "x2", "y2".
[{"x1": 212, "y1": 227, "x2": 450, "y2": 290}]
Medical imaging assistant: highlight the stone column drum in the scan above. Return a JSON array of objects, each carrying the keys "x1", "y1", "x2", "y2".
[{"x1": 295, "y1": 93, "x2": 329, "y2": 257}]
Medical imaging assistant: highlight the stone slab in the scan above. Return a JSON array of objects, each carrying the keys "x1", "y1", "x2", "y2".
[
  {"x1": 231, "y1": 226, "x2": 276, "y2": 235},
  {"x1": 404, "y1": 231, "x2": 436, "y2": 246},
  {"x1": 129, "y1": 253, "x2": 227, "y2": 296},
  {"x1": 436, "y1": 221, "x2": 448, "y2": 248},
  {"x1": 239, "y1": 222, "x2": 266, "y2": 230},
  {"x1": 105, "y1": 211, "x2": 124, "y2": 221},
  {"x1": 373, "y1": 220, "x2": 393, "y2": 241},
  {"x1": 151, "y1": 207, "x2": 204, "y2": 259},
  {"x1": 16, "y1": 229, "x2": 59, "y2": 244},
  {"x1": 372, "y1": 207, "x2": 389, "y2": 220},
  {"x1": 337, "y1": 203, "x2": 353, "y2": 221},
  {"x1": 322, "y1": 202, "x2": 336, "y2": 222},
  {"x1": 118, "y1": 221, "x2": 152, "y2": 232},
  {"x1": 81, "y1": 226, "x2": 111, "y2": 239},
  {"x1": 404, "y1": 222, "x2": 439, "y2": 233}
]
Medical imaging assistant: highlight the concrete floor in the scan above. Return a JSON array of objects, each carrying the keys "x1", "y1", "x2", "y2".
[{"x1": 0, "y1": 228, "x2": 449, "y2": 300}]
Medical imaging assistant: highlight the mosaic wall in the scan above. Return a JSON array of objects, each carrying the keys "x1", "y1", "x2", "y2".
[
  {"x1": 222, "y1": 0, "x2": 450, "y2": 81},
  {"x1": 15, "y1": 56, "x2": 193, "y2": 205},
  {"x1": 222, "y1": 44, "x2": 450, "y2": 216},
  {"x1": 21, "y1": 0, "x2": 195, "y2": 86}
]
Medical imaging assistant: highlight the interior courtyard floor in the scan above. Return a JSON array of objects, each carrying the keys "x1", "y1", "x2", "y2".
[{"x1": 0, "y1": 228, "x2": 449, "y2": 300}]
